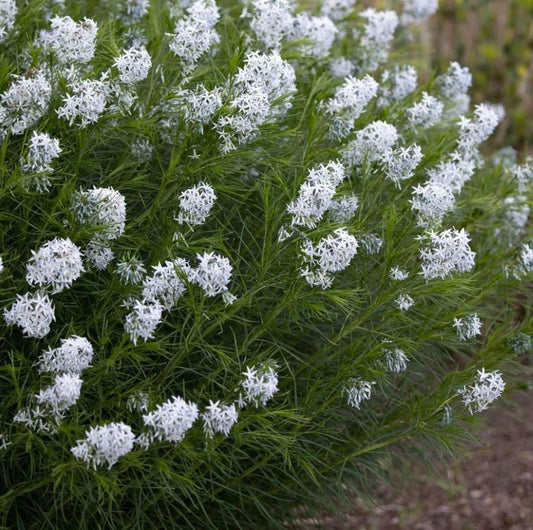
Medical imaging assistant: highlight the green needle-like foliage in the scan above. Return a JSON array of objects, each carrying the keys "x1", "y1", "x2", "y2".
[{"x1": 0, "y1": 0, "x2": 531, "y2": 528}]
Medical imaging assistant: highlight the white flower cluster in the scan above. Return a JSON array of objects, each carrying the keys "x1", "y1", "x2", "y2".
[
  {"x1": 329, "y1": 56, "x2": 356, "y2": 79},
  {"x1": 512, "y1": 157, "x2": 533, "y2": 193},
  {"x1": 411, "y1": 181, "x2": 456, "y2": 227},
  {"x1": 407, "y1": 92, "x2": 444, "y2": 129},
  {"x1": 359, "y1": 233, "x2": 383, "y2": 254},
  {"x1": 287, "y1": 161, "x2": 346, "y2": 228},
  {"x1": 20, "y1": 132, "x2": 62, "y2": 192},
  {"x1": 394, "y1": 293, "x2": 414, "y2": 312},
  {"x1": 508, "y1": 332, "x2": 532, "y2": 356},
  {"x1": 235, "y1": 51, "x2": 296, "y2": 109},
  {"x1": 246, "y1": 0, "x2": 338, "y2": 58},
  {"x1": 124, "y1": 299, "x2": 164, "y2": 345},
  {"x1": 401, "y1": 0, "x2": 439, "y2": 25},
  {"x1": 436, "y1": 61, "x2": 472, "y2": 113},
  {"x1": 342, "y1": 120, "x2": 399, "y2": 167},
  {"x1": 84, "y1": 241, "x2": 115, "y2": 270},
  {"x1": 238, "y1": 365, "x2": 279, "y2": 408},
  {"x1": 389, "y1": 266, "x2": 409, "y2": 281},
  {"x1": 320, "y1": 0, "x2": 355, "y2": 21},
  {"x1": 324, "y1": 75, "x2": 378, "y2": 139},
  {"x1": 4, "y1": 291, "x2": 55, "y2": 338},
  {"x1": 35, "y1": 373, "x2": 83, "y2": 416},
  {"x1": 142, "y1": 395, "x2": 199, "y2": 443},
  {"x1": 176, "y1": 182, "x2": 217, "y2": 226},
  {"x1": 0, "y1": 71, "x2": 51, "y2": 137},
  {"x1": 343, "y1": 378, "x2": 374, "y2": 410},
  {"x1": 71, "y1": 422, "x2": 136, "y2": 469},
  {"x1": 114, "y1": 46, "x2": 152, "y2": 84},
  {"x1": 291, "y1": 13, "x2": 337, "y2": 59},
  {"x1": 116, "y1": 255, "x2": 147, "y2": 284},
  {"x1": 57, "y1": 79, "x2": 109, "y2": 128},
  {"x1": 168, "y1": 0, "x2": 220, "y2": 73},
  {"x1": 26, "y1": 237, "x2": 84, "y2": 294},
  {"x1": 121, "y1": 0, "x2": 150, "y2": 23},
  {"x1": 357, "y1": 8, "x2": 399, "y2": 72},
  {"x1": 202, "y1": 401, "x2": 239, "y2": 438},
  {"x1": 39, "y1": 15, "x2": 98, "y2": 65},
  {"x1": 246, "y1": 0, "x2": 295, "y2": 49},
  {"x1": 327, "y1": 194, "x2": 359, "y2": 223},
  {"x1": 377, "y1": 65, "x2": 417, "y2": 107},
  {"x1": 21, "y1": 132, "x2": 61, "y2": 174},
  {"x1": 300, "y1": 228, "x2": 358, "y2": 289},
  {"x1": 383, "y1": 347, "x2": 409, "y2": 372},
  {"x1": 216, "y1": 86, "x2": 270, "y2": 152},
  {"x1": 419, "y1": 228, "x2": 476, "y2": 280},
  {"x1": 458, "y1": 368, "x2": 505, "y2": 414},
  {"x1": 426, "y1": 156, "x2": 476, "y2": 194},
  {"x1": 106, "y1": 77, "x2": 138, "y2": 115},
  {"x1": 13, "y1": 404, "x2": 56, "y2": 433},
  {"x1": 453, "y1": 313, "x2": 482, "y2": 341},
  {"x1": 72, "y1": 186, "x2": 126, "y2": 242},
  {"x1": 437, "y1": 61, "x2": 472, "y2": 102},
  {"x1": 126, "y1": 390, "x2": 149, "y2": 413},
  {"x1": 14, "y1": 368, "x2": 84, "y2": 433},
  {"x1": 141, "y1": 259, "x2": 189, "y2": 310},
  {"x1": 215, "y1": 51, "x2": 296, "y2": 152},
  {"x1": 189, "y1": 252, "x2": 233, "y2": 297},
  {"x1": 0, "y1": 0, "x2": 16, "y2": 42},
  {"x1": 503, "y1": 195, "x2": 530, "y2": 233},
  {"x1": 413, "y1": 103, "x2": 500, "y2": 225},
  {"x1": 37, "y1": 335, "x2": 94, "y2": 374},
  {"x1": 172, "y1": 85, "x2": 223, "y2": 133},
  {"x1": 457, "y1": 103, "x2": 501, "y2": 152},
  {"x1": 382, "y1": 145, "x2": 423, "y2": 188},
  {"x1": 491, "y1": 145, "x2": 517, "y2": 168},
  {"x1": 131, "y1": 138, "x2": 154, "y2": 162},
  {"x1": 520, "y1": 243, "x2": 533, "y2": 274}
]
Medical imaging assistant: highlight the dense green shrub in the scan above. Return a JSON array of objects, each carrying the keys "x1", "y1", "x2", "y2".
[{"x1": 0, "y1": 0, "x2": 531, "y2": 527}]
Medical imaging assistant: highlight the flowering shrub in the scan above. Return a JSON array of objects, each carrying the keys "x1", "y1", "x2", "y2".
[{"x1": 0, "y1": 0, "x2": 531, "y2": 527}]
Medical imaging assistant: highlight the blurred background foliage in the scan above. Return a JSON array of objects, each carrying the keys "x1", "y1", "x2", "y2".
[
  {"x1": 372, "y1": 0, "x2": 533, "y2": 153},
  {"x1": 430, "y1": 0, "x2": 533, "y2": 154}
]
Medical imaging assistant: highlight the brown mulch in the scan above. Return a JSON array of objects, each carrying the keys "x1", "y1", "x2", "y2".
[{"x1": 296, "y1": 390, "x2": 533, "y2": 530}]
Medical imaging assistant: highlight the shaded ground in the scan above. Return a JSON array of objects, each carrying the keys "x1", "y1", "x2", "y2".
[{"x1": 298, "y1": 390, "x2": 533, "y2": 529}]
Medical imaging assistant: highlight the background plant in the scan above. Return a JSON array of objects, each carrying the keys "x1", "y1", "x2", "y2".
[
  {"x1": 430, "y1": 0, "x2": 533, "y2": 153},
  {"x1": 0, "y1": 0, "x2": 532, "y2": 528}
]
